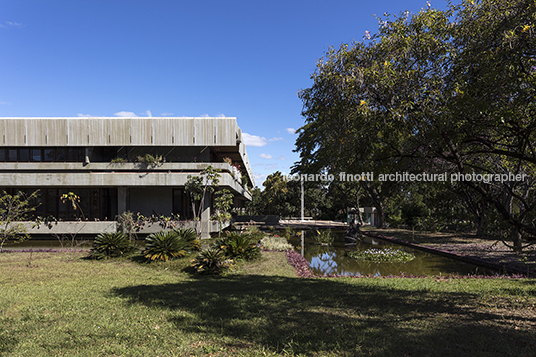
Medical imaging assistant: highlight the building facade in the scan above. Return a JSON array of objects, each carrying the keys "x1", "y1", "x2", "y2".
[{"x1": 0, "y1": 117, "x2": 254, "y2": 237}]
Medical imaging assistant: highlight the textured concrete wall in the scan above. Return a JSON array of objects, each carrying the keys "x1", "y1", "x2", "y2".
[{"x1": 0, "y1": 117, "x2": 238, "y2": 147}]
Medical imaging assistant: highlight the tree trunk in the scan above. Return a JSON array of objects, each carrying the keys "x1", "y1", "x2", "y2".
[{"x1": 511, "y1": 226, "x2": 523, "y2": 252}]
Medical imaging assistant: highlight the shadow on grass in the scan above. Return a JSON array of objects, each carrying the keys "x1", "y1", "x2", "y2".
[{"x1": 111, "y1": 276, "x2": 536, "y2": 356}]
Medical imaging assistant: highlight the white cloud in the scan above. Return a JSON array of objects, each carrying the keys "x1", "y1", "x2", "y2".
[
  {"x1": 253, "y1": 173, "x2": 267, "y2": 185},
  {"x1": 268, "y1": 137, "x2": 284, "y2": 142},
  {"x1": 254, "y1": 163, "x2": 279, "y2": 170},
  {"x1": 145, "y1": 110, "x2": 152, "y2": 117},
  {"x1": 215, "y1": 113, "x2": 226, "y2": 118},
  {"x1": 77, "y1": 113, "x2": 92, "y2": 117},
  {"x1": 199, "y1": 113, "x2": 210, "y2": 117},
  {"x1": 0, "y1": 101, "x2": 10, "y2": 105},
  {"x1": 243, "y1": 133, "x2": 267, "y2": 147},
  {"x1": 258, "y1": 153, "x2": 273, "y2": 159},
  {"x1": 285, "y1": 128, "x2": 296, "y2": 134},
  {"x1": 114, "y1": 111, "x2": 138, "y2": 117},
  {"x1": 6, "y1": 21, "x2": 23, "y2": 27},
  {"x1": 277, "y1": 155, "x2": 286, "y2": 160}
]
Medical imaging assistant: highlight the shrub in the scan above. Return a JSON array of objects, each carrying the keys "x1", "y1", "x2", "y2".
[
  {"x1": 173, "y1": 227, "x2": 201, "y2": 251},
  {"x1": 136, "y1": 153, "x2": 164, "y2": 165},
  {"x1": 90, "y1": 232, "x2": 137, "y2": 259},
  {"x1": 312, "y1": 229, "x2": 334, "y2": 245},
  {"x1": 244, "y1": 225, "x2": 265, "y2": 240},
  {"x1": 191, "y1": 248, "x2": 233, "y2": 274},
  {"x1": 348, "y1": 248, "x2": 415, "y2": 263},
  {"x1": 215, "y1": 232, "x2": 261, "y2": 261},
  {"x1": 261, "y1": 236, "x2": 293, "y2": 251},
  {"x1": 144, "y1": 231, "x2": 187, "y2": 262}
]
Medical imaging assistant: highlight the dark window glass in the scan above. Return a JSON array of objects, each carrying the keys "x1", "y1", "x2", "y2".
[
  {"x1": 67, "y1": 148, "x2": 80, "y2": 162},
  {"x1": 8, "y1": 149, "x2": 17, "y2": 161},
  {"x1": 0, "y1": 149, "x2": 5, "y2": 161},
  {"x1": 44, "y1": 149, "x2": 54, "y2": 161},
  {"x1": 45, "y1": 189, "x2": 57, "y2": 215},
  {"x1": 19, "y1": 149, "x2": 30, "y2": 162},
  {"x1": 173, "y1": 189, "x2": 183, "y2": 217},
  {"x1": 56, "y1": 148, "x2": 66, "y2": 162},
  {"x1": 31, "y1": 149, "x2": 41, "y2": 161}
]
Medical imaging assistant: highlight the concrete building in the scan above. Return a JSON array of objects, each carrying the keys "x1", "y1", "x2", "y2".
[{"x1": 0, "y1": 117, "x2": 254, "y2": 237}]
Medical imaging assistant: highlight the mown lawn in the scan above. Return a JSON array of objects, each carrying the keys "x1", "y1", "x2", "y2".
[{"x1": 1, "y1": 251, "x2": 535, "y2": 356}]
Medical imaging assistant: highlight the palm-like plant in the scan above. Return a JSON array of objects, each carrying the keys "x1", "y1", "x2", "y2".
[
  {"x1": 143, "y1": 231, "x2": 188, "y2": 262},
  {"x1": 90, "y1": 232, "x2": 137, "y2": 259},
  {"x1": 191, "y1": 248, "x2": 232, "y2": 274},
  {"x1": 215, "y1": 232, "x2": 261, "y2": 261},
  {"x1": 173, "y1": 227, "x2": 201, "y2": 251}
]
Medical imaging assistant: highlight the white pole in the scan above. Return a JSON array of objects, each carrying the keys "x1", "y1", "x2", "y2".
[
  {"x1": 301, "y1": 230, "x2": 305, "y2": 256},
  {"x1": 301, "y1": 178, "x2": 304, "y2": 222}
]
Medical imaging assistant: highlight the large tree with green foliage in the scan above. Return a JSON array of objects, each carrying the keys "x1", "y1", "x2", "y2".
[{"x1": 296, "y1": 0, "x2": 536, "y2": 249}]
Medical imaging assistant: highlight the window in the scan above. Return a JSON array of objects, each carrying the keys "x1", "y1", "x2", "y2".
[
  {"x1": 31, "y1": 149, "x2": 41, "y2": 161},
  {"x1": 8, "y1": 149, "x2": 17, "y2": 161},
  {"x1": 19, "y1": 149, "x2": 30, "y2": 162}
]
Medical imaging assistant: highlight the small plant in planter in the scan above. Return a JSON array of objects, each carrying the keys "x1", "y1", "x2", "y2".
[
  {"x1": 136, "y1": 154, "x2": 164, "y2": 166},
  {"x1": 111, "y1": 157, "x2": 127, "y2": 163},
  {"x1": 348, "y1": 248, "x2": 415, "y2": 263},
  {"x1": 312, "y1": 229, "x2": 334, "y2": 245},
  {"x1": 89, "y1": 232, "x2": 138, "y2": 259}
]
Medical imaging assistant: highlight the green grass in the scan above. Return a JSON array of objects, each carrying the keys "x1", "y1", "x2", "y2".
[{"x1": 1, "y1": 251, "x2": 536, "y2": 356}]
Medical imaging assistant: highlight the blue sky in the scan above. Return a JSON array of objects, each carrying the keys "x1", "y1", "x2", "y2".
[{"x1": 0, "y1": 0, "x2": 446, "y2": 186}]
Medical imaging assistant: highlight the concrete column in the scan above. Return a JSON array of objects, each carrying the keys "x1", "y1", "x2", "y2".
[
  {"x1": 118, "y1": 187, "x2": 128, "y2": 214},
  {"x1": 199, "y1": 191, "x2": 211, "y2": 238}
]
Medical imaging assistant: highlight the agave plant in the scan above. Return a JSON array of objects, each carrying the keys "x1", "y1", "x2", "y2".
[
  {"x1": 191, "y1": 248, "x2": 233, "y2": 274},
  {"x1": 143, "y1": 230, "x2": 189, "y2": 262},
  {"x1": 90, "y1": 232, "x2": 137, "y2": 259}
]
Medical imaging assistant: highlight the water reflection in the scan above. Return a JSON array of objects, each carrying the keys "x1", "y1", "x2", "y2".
[{"x1": 287, "y1": 230, "x2": 495, "y2": 277}]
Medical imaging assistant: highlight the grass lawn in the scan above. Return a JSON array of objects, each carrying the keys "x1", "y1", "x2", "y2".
[{"x1": 1, "y1": 250, "x2": 536, "y2": 356}]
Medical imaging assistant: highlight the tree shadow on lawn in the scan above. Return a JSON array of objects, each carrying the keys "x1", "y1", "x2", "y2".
[{"x1": 111, "y1": 276, "x2": 536, "y2": 356}]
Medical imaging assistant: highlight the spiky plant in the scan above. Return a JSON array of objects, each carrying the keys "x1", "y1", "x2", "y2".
[
  {"x1": 143, "y1": 231, "x2": 188, "y2": 262},
  {"x1": 90, "y1": 232, "x2": 137, "y2": 259},
  {"x1": 215, "y1": 232, "x2": 261, "y2": 261},
  {"x1": 312, "y1": 229, "x2": 335, "y2": 245},
  {"x1": 173, "y1": 227, "x2": 201, "y2": 251},
  {"x1": 192, "y1": 248, "x2": 232, "y2": 274}
]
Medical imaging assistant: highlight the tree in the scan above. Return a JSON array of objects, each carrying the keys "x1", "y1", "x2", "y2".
[
  {"x1": 185, "y1": 166, "x2": 221, "y2": 221},
  {"x1": 185, "y1": 166, "x2": 221, "y2": 236},
  {"x1": 0, "y1": 190, "x2": 39, "y2": 251},
  {"x1": 296, "y1": 0, "x2": 536, "y2": 249},
  {"x1": 245, "y1": 187, "x2": 266, "y2": 215},
  {"x1": 213, "y1": 189, "x2": 234, "y2": 236}
]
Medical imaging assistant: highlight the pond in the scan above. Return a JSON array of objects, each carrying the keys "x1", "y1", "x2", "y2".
[{"x1": 286, "y1": 230, "x2": 496, "y2": 277}]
